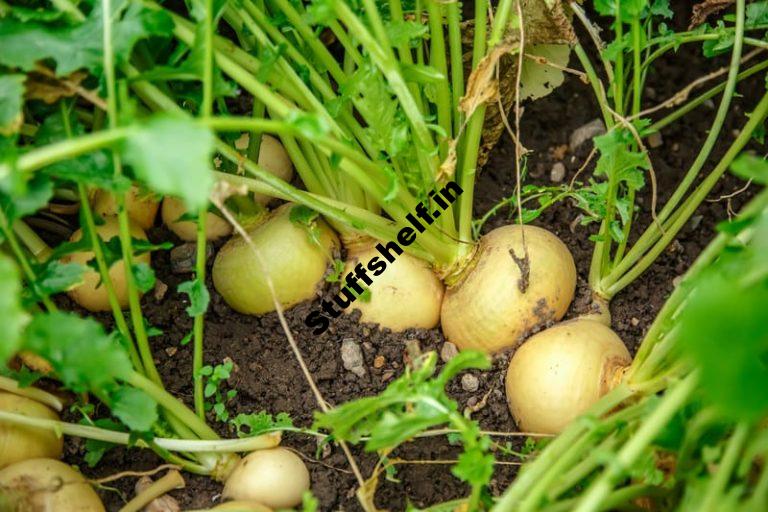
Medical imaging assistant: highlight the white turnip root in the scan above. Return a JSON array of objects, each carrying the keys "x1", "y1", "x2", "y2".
[
  {"x1": 0, "y1": 458, "x2": 105, "y2": 511},
  {"x1": 162, "y1": 197, "x2": 233, "y2": 242},
  {"x1": 92, "y1": 186, "x2": 159, "y2": 230},
  {"x1": 505, "y1": 319, "x2": 631, "y2": 434},
  {"x1": 214, "y1": 501, "x2": 273, "y2": 511},
  {"x1": 222, "y1": 447, "x2": 310, "y2": 509},
  {"x1": 213, "y1": 204, "x2": 338, "y2": 315},
  {"x1": 253, "y1": 135, "x2": 293, "y2": 206},
  {"x1": 441, "y1": 225, "x2": 576, "y2": 352},
  {"x1": 0, "y1": 393, "x2": 63, "y2": 469},
  {"x1": 342, "y1": 241, "x2": 444, "y2": 331},
  {"x1": 63, "y1": 216, "x2": 151, "y2": 312}
]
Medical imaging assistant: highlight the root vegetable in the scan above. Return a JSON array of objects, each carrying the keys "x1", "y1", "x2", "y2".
[
  {"x1": 162, "y1": 197, "x2": 233, "y2": 242},
  {"x1": 222, "y1": 448, "x2": 309, "y2": 509},
  {"x1": 253, "y1": 135, "x2": 293, "y2": 206},
  {"x1": 441, "y1": 225, "x2": 576, "y2": 352},
  {"x1": 0, "y1": 458, "x2": 105, "y2": 511},
  {"x1": 0, "y1": 393, "x2": 63, "y2": 469},
  {"x1": 63, "y1": 216, "x2": 151, "y2": 312},
  {"x1": 505, "y1": 319, "x2": 631, "y2": 435},
  {"x1": 92, "y1": 186, "x2": 159, "y2": 230},
  {"x1": 214, "y1": 501, "x2": 272, "y2": 511},
  {"x1": 212, "y1": 204, "x2": 338, "y2": 315},
  {"x1": 343, "y1": 242, "x2": 444, "y2": 331}
]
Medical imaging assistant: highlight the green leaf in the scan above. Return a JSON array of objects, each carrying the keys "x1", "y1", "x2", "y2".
[
  {"x1": 33, "y1": 260, "x2": 85, "y2": 295},
  {"x1": 730, "y1": 154, "x2": 768, "y2": 184},
  {"x1": 678, "y1": 213, "x2": 768, "y2": 421},
  {"x1": 0, "y1": 172, "x2": 54, "y2": 223},
  {"x1": 82, "y1": 418, "x2": 124, "y2": 467},
  {"x1": 177, "y1": 278, "x2": 210, "y2": 317},
  {"x1": 746, "y1": 1, "x2": 768, "y2": 27},
  {"x1": 122, "y1": 115, "x2": 214, "y2": 210},
  {"x1": 285, "y1": 111, "x2": 331, "y2": 139},
  {"x1": 0, "y1": 0, "x2": 172, "y2": 75},
  {"x1": 0, "y1": 254, "x2": 29, "y2": 364},
  {"x1": 24, "y1": 312, "x2": 134, "y2": 393},
  {"x1": 231, "y1": 410, "x2": 294, "y2": 437},
  {"x1": 35, "y1": 110, "x2": 118, "y2": 189},
  {"x1": 385, "y1": 21, "x2": 428, "y2": 47},
  {"x1": 131, "y1": 262, "x2": 156, "y2": 293},
  {"x1": 110, "y1": 387, "x2": 157, "y2": 432},
  {"x1": 452, "y1": 446, "x2": 495, "y2": 488},
  {"x1": 0, "y1": 75, "x2": 25, "y2": 136}
]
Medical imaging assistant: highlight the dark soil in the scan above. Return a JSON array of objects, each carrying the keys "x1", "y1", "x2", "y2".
[{"x1": 54, "y1": 4, "x2": 762, "y2": 511}]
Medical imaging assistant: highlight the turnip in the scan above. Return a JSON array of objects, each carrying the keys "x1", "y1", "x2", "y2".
[
  {"x1": 504, "y1": 319, "x2": 631, "y2": 435},
  {"x1": 214, "y1": 501, "x2": 272, "y2": 511},
  {"x1": 222, "y1": 447, "x2": 310, "y2": 509},
  {"x1": 212, "y1": 203, "x2": 338, "y2": 315},
  {"x1": 162, "y1": 196, "x2": 233, "y2": 242},
  {"x1": 342, "y1": 241, "x2": 444, "y2": 331},
  {"x1": 0, "y1": 458, "x2": 105, "y2": 511},
  {"x1": 92, "y1": 186, "x2": 159, "y2": 230},
  {"x1": 0, "y1": 393, "x2": 63, "y2": 469},
  {"x1": 63, "y1": 216, "x2": 151, "y2": 312},
  {"x1": 441, "y1": 225, "x2": 577, "y2": 352},
  {"x1": 252, "y1": 135, "x2": 293, "y2": 206}
]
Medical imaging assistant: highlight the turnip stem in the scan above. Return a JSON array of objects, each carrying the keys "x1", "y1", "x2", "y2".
[
  {"x1": 602, "y1": 0, "x2": 748, "y2": 293},
  {"x1": 426, "y1": 0, "x2": 452, "y2": 159},
  {"x1": 0, "y1": 376, "x2": 63, "y2": 411},
  {"x1": 0, "y1": 410, "x2": 280, "y2": 453},
  {"x1": 0, "y1": 210, "x2": 58, "y2": 313},
  {"x1": 648, "y1": 58, "x2": 768, "y2": 133},
  {"x1": 603, "y1": 83, "x2": 768, "y2": 297},
  {"x1": 573, "y1": 373, "x2": 698, "y2": 512},
  {"x1": 492, "y1": 384, "x2": 634, "y2": 510},
  {"x1": 699, "y1": 423, "x2": 750, "y2": 511},
  {"x1": 118, "y1": 470, "x2": 185, "y2": 512},
  {"x1": 76, "y1": 183, "x2": 143, "y2": 371},
  {"x1": 127, "y1": 371, "x2": 219, "y2": 441}
]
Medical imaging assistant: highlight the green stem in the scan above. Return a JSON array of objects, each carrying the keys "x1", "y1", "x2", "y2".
[
  {"x1": 0, "y1": 210, "x2": 57, "y2": 312},
  {"x1": 604, "y1": 0, "x2": 747, "y2": 291},
  {"x1": 613, "y1": 11, "x2": 624, "y2": 115},
  {"x1": 425, "y1": 0, "x2": 452, "y2": 158},
  {"x1": 631, "y1": 17, "x2": 642, "y2": 117},
  {"x1": 573, "y1": 373, "x2": 698, "y2": 512},
  {"x1": 127, "y1": 372, "x2": 218, "y2": 441},
  {"x1": 0, "y1": 410, "x2": 279, "y2": 454},
  {"x1": 648, "y1": 58, "x2": 768, "y2": 133},
  {"x1": 77, "y1": 185, "x2": 143, "y2": 371},
  {"x1": 603, "y1": 84, "x2": 768, "y2": 297},
  {"x1": 573, "y1": 45, "x2": 614, "y2": 130}
]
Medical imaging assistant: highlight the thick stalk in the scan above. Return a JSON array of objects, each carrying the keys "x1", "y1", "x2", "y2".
[
  {"x1": 605, "y1": 0, "x2": 747, "y2": 287},
  {"x1": 573, "y1": 373, "x2": 698, "y2": 512},
  {"x1": 603, "y1": 85, "x2": 768, "y2": 296}
]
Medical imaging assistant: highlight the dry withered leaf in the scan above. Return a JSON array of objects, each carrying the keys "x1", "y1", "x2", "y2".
[
  {"x1": 461, "y1": 0, "x2": 578, "y2": 167},
  {"x1": 690, "y1": 0, "x2": 735, "y2": 29},
  {"x1": 24, "y1": 70, "x2": 88, "y2": 104}
]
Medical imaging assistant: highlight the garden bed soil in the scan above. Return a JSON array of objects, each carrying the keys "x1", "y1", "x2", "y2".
[{"x1": 59, "y1": 10, "x2": 762, "y2": 511}]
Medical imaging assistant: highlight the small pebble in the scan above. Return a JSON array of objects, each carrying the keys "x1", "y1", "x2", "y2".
[
  {"x1": 672, "y1": 143, "x2": 680, "y2": 152},
  {"x1": 373, "y1": 355, "x2": 385, "y2": 369},
  {"x1": 630, "y1": 317, "x2": 640, "y2": 327},
  {"x1": 645, "y1": 87, "x2": 657, "y2": 100},
  {"x1": 467, "y1": 396, "x2": 478, "y2": 407},
  {"x1": 153, "y1": 279, "x2": 168, "y2": 302},
  {"x1": 170, "y1": 242, "x2": 214, "y2": 274},
  {"x1": 440, "y1": 342, "x2": 459, "y2": 363},
  {"x1": 341, "y1": 339, "x2": 367, "y2": 378},
  {"x1": 165, "y1": 346, "x2": 177, "y2": 357},
  {"x1": 647, "y1": 132, "x2": 663, "y2": 149},
  {"x1": 569, "y1": 119, "x2": 606, "y2": 152},
  {"x1": 704, "y1": 99, "x2": 716, "y2": 109},
  {"x1": 461, "y1": 373, "x2": 480, "y2": 393},
  {"x1": 673, "y1": 275, "x2": 684, "y2": 288},
  {"x1": 550, "y1": 162, "x2": 566, "y2": 183},
  {"x1": 381, "y1": 371, "x2": 395, "y2": 382}
]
